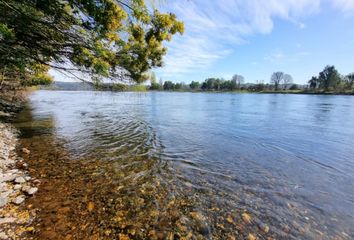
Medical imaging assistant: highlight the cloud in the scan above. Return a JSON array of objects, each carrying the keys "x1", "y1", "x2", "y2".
[
  {"x1": 331, "y1": 0, "x2": 354, "y2": 13},
  {"x1": 264, "y1": 50, "x2": 310, "y2": 64},
  {"x1": 157, "y1": 0, "x2": 321, "y2": 78}
]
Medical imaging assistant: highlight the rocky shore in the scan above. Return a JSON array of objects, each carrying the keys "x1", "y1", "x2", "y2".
[{"x1": 0, "y1": 122, "x2": 38, "y2": 239}]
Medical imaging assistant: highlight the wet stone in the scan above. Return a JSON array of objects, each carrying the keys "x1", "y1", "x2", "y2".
[{"x1": 22, "y1": 148, "x2": 30, "y2": 154}]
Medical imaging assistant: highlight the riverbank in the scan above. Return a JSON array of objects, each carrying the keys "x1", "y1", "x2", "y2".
[{"x1": 0, "y1": 122, "x2": 40, "y2": 239}]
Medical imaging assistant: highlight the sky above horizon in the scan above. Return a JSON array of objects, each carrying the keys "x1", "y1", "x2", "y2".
[{"x1": 152, "y1": 0, "x2": 354, "y2": 84}]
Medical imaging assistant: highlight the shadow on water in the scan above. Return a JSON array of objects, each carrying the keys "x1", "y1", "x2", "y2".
[{"x1": 11, "y1": 91, "x2": 354, "y2": 240}]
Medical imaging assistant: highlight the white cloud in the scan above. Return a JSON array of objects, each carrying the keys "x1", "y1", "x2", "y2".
[
  {"x1": 157, "y1": 0, "x2": 351, "y2": 78},
  {"x1": 331, "y1": 0, "x2": 354, "y2": 13},
  {"x1": 264, "y1": 50, "x2": 310, "y2": 65}
]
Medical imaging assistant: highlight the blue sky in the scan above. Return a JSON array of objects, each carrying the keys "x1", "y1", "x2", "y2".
[{"x1": 153, "y1": 0, "x2": 354, "y2": 84}]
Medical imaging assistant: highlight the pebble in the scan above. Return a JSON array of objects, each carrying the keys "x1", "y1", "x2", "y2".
[
  {"x1": 13, "y1": 195, "x2": 25, "y2": 205},
  {"x1": 248, "y1": 233, "x2": 256, "y2": 240},
  {"x1": 13, "y1": 184, "x2": 21, "y2": 190},
  {"x1": 0, "y1": 190, "x2": 12, "y2": 199},
  {"x1": 0, "y1": 174, "x2": 16, "y2": 182},
  {"x1": 14, "y1": 177, "x2": 26, "y2": 184},
  {"x1": 22, "y1": 148, "x2": 30, "y2": 154},
  {"x1": 0, "y1": 198, "x2": 8, "y2": 208},
  {"x1": 0, "y1": 217, "x2": 16, "y2": 225},
  {"x1": 26, "y1": 187, "x2": 38, "y2": 195},
  {"x1": 0, "y1": 232, "x2": 8, "y2": 240},
  {"x1": 242, "y1": 212, "x2": 252, "y2": 224}
]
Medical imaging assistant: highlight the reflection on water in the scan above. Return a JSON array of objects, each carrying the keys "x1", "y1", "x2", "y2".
[{"x1": 13, "y1": 91, "x2": 354, "y2": 239}]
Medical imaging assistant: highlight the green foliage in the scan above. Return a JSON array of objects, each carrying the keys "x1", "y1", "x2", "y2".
[
  {"x1": 345, "y1": 73, "x2": 354, "y2": 89},
  {"x1": 189, "y1": 81, "x2": 200, "y2": 90},
  {"x1": 163, "y1": 81, "x2": 174, "y2": 90},
  {"x1": 0, "y1": 0, "x2": 184, "y2": 87},
  {"x1": 149, "y1": 82, "x2": 161, "y2": 90},
  {"x1": 112, "y1": 83, "x2": 127, "y2": 91},
  {"x1": 308, "y1": 76, "x2": 319, "y2": 89},
  {"x1": 149, "y1": 71, "x2": 161, "y2": 90},
  {"x1": 289, "y1": 84, "x2": 298, "y2": 90},
  {"x1": 308, "y1": 66, "x2": 351, "y2": 92},
  {"x1": 130, "y1": 84, "x2": 147, "y2": 92},
  {"x1": 318, "y1": 65, "x2": 341, "y2": 91}
]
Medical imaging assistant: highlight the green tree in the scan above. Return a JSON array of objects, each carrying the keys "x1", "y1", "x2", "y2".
[
  {"x1": 174, "y1": 83, "x2": 182, "y2": 90},
  {"x1": 0, "y1": 0, "x2": 184, "y2": 87},
  {"x1": 318, "y1": 65, "x2": 341, "y2": 91},
  {"x1": 149, "y1": 71, "x2": 161, "y2": 90},
  {"x1": 189, "y1": 81, "x2": 200, "y2": 90},
  {"x1": 345, "y1": 73, "x2": 354, "y2": 90},
  {"x1": 163, "y1": 80, "x2": 174, "y2": 90},
  {"x1": 308, "y1": 76, "x2": 319, "y2": 89}
]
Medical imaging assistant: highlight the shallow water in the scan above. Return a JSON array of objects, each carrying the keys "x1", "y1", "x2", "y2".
[{"x1": 14, "y1": 91, "x2": 354, "y2": 239}]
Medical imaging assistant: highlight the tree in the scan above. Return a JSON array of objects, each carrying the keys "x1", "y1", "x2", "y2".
[
  {"x1": 0, "y1": 0, "x2": 184, "y2": 87},
  {"x1": 318, "y1": 65, "x2": 341, "y2": 91},
  {"x1": 174, "y1": 83, "x2": 182, "y2": 90},
  {"x1": 149, "y1": 72, "x2": 161, "y2": 90},
  {"x1": 189, "y1": 81, "x2": 200, "y2": 90},
  {"x1": 308, "y1": 76, "x2": 319, "y2": 89},
  {"x1": 163, "y1": 81, "x2": 174, "y2": 90},
  {"x1": 289, "y1": 84, "x2": 298, "y2": 90},
  {"x1": 283, "y1": 74, "x2": 293, "y2": 89},
  {"x1": 270, "y1": 72, "x2": 284, "y2": 91},
  {"x1": 232, "y1": 74, "x2": 244, "y2": 89},
  {"x1": 345, "y1": 73, "x2": 354, "y2": 90}
]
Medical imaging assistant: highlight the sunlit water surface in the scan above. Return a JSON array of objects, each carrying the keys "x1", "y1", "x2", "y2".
[{"x1": 17, "y1": 91, "x2": 354, "y2": 239}]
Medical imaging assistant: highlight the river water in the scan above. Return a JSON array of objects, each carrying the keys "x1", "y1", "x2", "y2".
[{"x1": 14, "y1": 91, "x2": 354, "y2": 239}]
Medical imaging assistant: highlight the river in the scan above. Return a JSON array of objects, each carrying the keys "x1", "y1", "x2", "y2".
[{"x1": 13, "y1": 91, "x2": 354, "y2": 239}]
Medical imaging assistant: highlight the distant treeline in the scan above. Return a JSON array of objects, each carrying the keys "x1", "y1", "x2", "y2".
[
  {"x1": 45, "y1": 65, "x2": 354, "y2": 94},
  {"x1": 145, "y1": 65, "x2": 354, "y2": 94}
]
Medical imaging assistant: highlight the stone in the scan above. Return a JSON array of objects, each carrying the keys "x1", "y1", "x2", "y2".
[
  {"x1": 0, "y1": 190, "x2": 13, "y2": 199},
  {"x1": 242, "y1": 212, "x2": 252, "y2": 224},
  {"x1": 13, "y1": 184, "x2": 21, "y2": 190},
  {"x1": 0, "y1": 111, "x2": 11, "y2": 117},
  {"x1": 13, "y1": 195, "x2": 25, "y2": 205},
  {"x1": 248, "y1": 233, "x2": 256, "y2": 240},
  {"x1": 14, "y1": 177, "x2": 26, "y2": 184},
  {"x1": 22, "y1": 186, "x2": 30, "y2": 192},
  {"x1": 24, "y1": 176, "x2": 31, "y2": 181},
  {"x1": 0, "y1": 198, "x2": 8, "y2": 208},
  {"x1": 0, "y1": 174, "x2": 16, "y2": 182},
  {"x1": 26, "y1": 187, "x2": 38, "y2": 195},
  {"x1": 7, "y1": 169, "x2": 18, "y2": 174},
  {"x1": 0, "y1": 232, "x2": 8, "y2": 240},
  {"x1": 21, "y1": 148, "x2": 30, "y2": 154},
  {"x1": 0, "y1": 217, "x2": 16, "y2": 225}
]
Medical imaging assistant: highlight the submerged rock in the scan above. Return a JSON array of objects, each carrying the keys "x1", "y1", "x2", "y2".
[
  {"x1": 26, "y1": 187, "x2": 38, "y2": 195},
  {"x1": 21, "y1": 148, "x2": 30, "y2": 154}
]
